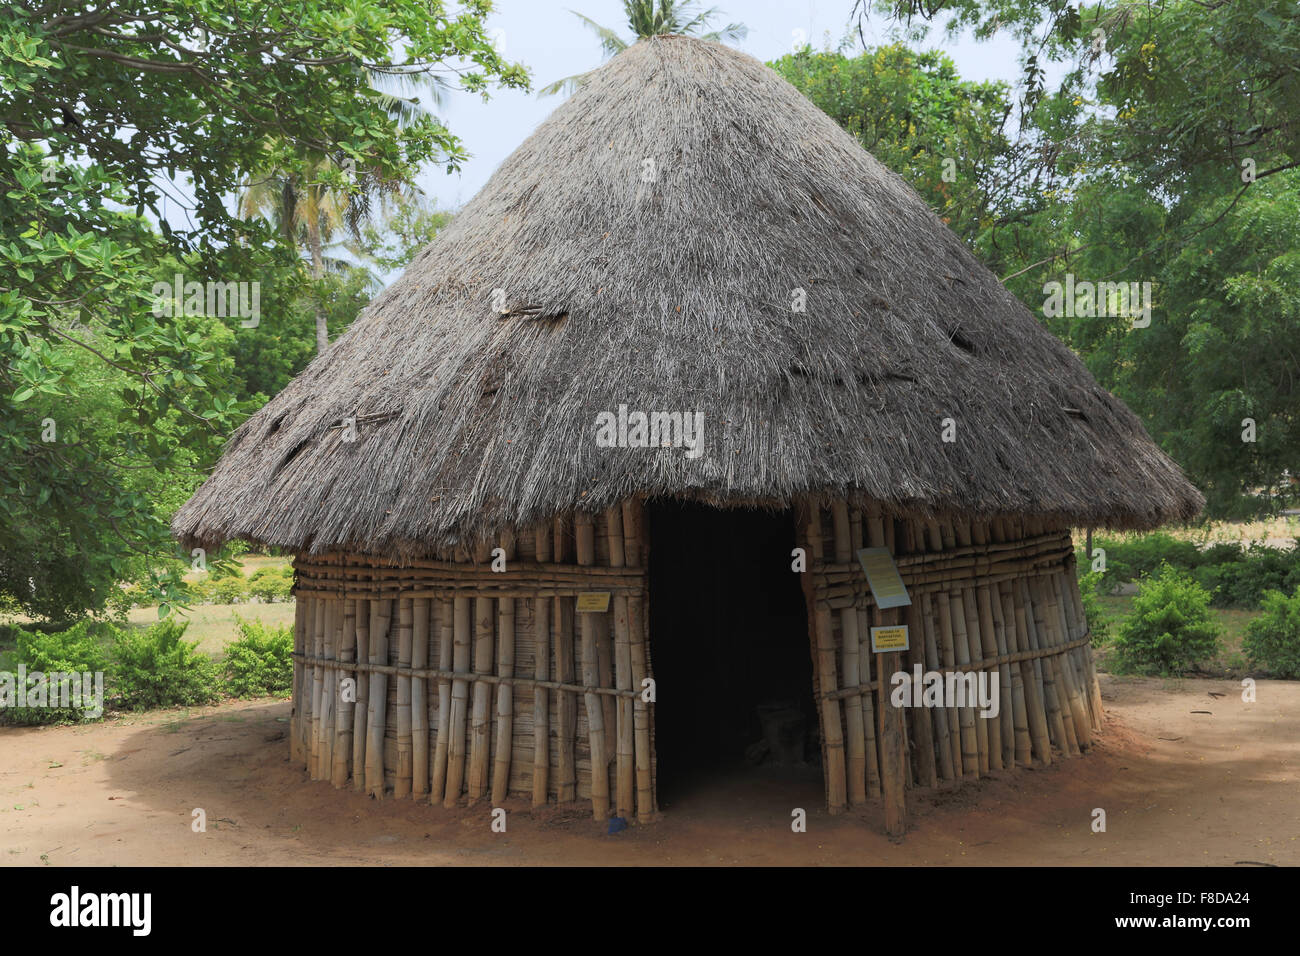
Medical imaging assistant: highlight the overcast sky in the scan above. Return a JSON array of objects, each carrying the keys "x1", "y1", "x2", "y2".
[{"x1": 417, "y1": 0, "x2": 1037, "y2": 210}]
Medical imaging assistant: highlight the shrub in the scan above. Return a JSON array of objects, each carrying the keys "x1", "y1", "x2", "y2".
[
  {"x1": 223, "y1": 617, "x2": 294, "y2": 697},
  {"x1": 1088, "y1": 532, "x2": 1204, "y2": 590},
  {"x1": 1112, "y1": 565, "x2": 1222, "y2": 675},
  {"x1": 1, "y1": 621, "x2": 113, "y2": 725},
  {"x1": 1077, "y1": 572, "x2": 1112, "y2": 645},
  {"x1": 111, "y1": 620, "x2": 220, "y2": 710},
  {"x1": 248, "y1": 565, "x2": 294, "y2": 603},
  {"x1": 1242, "y1": 587, "x2": 1300, "y2": 678},
  {"x1": 208, "y1": 573, "x2": 249, "y2": 604},
  {"x1": 1193, "y1": 541, "x2": 1300, "y2": 609}
]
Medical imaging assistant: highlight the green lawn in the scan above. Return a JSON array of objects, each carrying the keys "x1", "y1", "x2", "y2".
[
  {"x1": 2, "y1": 554, "x2": 296, "y2": 661},
  {"x1": 128, "y1": 600, "x2": 296, "y2": 656},
  {"x1": 182, "y1": 552, "x2": 291, "y2": 583}
]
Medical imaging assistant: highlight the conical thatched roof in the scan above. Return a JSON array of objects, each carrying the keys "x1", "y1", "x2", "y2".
[{"x1": 174, "y1": 35, "x2": 1201, "y2": 557}]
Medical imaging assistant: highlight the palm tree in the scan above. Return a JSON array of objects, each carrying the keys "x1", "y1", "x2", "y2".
[
  {"x1": 539, "y1": 0, "x2": 747, "y2": 97},
  {"x1": 239, "y1": 67, "x2": 443, "y2": 353},
  {"x1": 240, "y1": 151, "x2": 400, "y2": 352}
]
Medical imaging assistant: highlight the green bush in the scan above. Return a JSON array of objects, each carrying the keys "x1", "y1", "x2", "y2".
[
  {"x1": 1, "y1": 621, "x2": 113, "y2": 725},
  {"x1": 1077, "y1": 572, "x2": 1112, "y2": 645},
  {"x1": 111, "y1": 620, "x2": 220, "y2": 710},
  {"x1": 1112, "y1": 565, "x2": 1222, "y2": 675},
  {"x1": 1242, "y1": 587, "x2": 1300, "y2": 678},
  {"x1": 1081, "y1": 532, "x2": 1300, "y2": 612},
  {"x1": 1193, "y1": 541, "x2": 1300, "y2": 609},
  {"x1": 208, "y1": 573, "x2": 249, "y2": 604},
  {"x1": 248, "y1": 565, "x2": 294, "y2": 603},
  {"x1": 223, "y1": 616, "x2": 294, "y2": 697},
  {"x1": 1087, "y1": 532, "x2": 1204, "y2": 590}
]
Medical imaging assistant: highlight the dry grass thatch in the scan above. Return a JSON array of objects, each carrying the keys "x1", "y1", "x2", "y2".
[{"x1": 174, "y1": 35, "x2": 1203, "y2": 557}]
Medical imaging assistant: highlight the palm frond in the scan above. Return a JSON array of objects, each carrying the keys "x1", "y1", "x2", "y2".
[
  {"x1": 700, "y1": 21, "x2": 747, "y2": 43},
  {"x1": 573, "y1": 11, "x2": 628, "y2": 58},
  {"x1": 538, "y1": 69, "x2": 597, "y2": 98}
]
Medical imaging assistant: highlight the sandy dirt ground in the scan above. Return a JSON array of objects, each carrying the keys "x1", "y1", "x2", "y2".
[{"x1": 2, "y1": 674, "x2": 1296, "y2": 866}]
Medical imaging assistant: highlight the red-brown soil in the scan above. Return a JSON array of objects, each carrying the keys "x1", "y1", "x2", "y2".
[{"x1": 2, "y1": 675, "x2": 1296, "y2": 866}]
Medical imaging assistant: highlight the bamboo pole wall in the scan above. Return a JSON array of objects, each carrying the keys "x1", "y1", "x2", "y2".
[
  {"x1": 290, "y1": 498, "x2": 656, "y2": 823},
  {"x1": 289, "y1": 496, "x2": 1101, "y2": 828},
  {"x1": 793, "y1": 497, "x2": 1104, "y2": 829}
]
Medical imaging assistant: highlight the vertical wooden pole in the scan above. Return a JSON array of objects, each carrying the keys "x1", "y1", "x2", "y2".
[
  {"x1": 1046, "y1": 574, "x2": 1092, "y2": 750},
  {"x1": 898, "y1": 521, "x2": 933, "y2": 789},
  {"x1": 850, "y1": 507, "x2": 881, "y2": 798},
  {"x1": 555, "y1": 590, "x2": 577, "y2": 803},
  {"x1": 580, "y1": 614, "x2": 609, "y2": 819},
  {"x1": 1008, "y1": 580, "x2": 1051, "y2": 766},
  {"x1": 1021, "y1": 578, "x2": 1070, "y2": 756},
  {"x1": 904, "y1": 596, "x2": 938, "y2": 788},
  {"x1": 974, "y1": 583, "x2": 1003, "y2": 772},
  {"x1": 624, "y1": 498, "x2": 654, "y2": 822},
  {"x1": 945, "y1": 590, "x2": 980, "y2": 777},
  {"x1": 533, "y1": 526, "x2": 552, "y2": 807},
  {"x1": 443, "y1": 597, "x2": 472, "y2": 806},
  {"x1": 608, "y1": 503, "x2": 633, "y2": 820},
  {"x1": 467, "y1": 595, "x2": 495, "y2": 802},
  {"x1": 553, "y1": 515, "x2": 577, "y2": 803},
  {"x1": 318, "y1": 596, "x2": 337, "y2": 781},
  {"x1": 596, "y1": 512, "x2": 618, "y2": 771},
  {"x1": 986, "y1": 521, "x2": 1018, "y2": 770},
  {"x1": 492, "y1": 591, "x2": 516, "y2": 805},
  {"x1": 988, "y1": 584, "x2": 1026, "y2": 770},
  {"x1": 430, "y1": 598, "x2": 453, "y2": 803},
  {"x1": 576, "y1": 510, "x2": 609, "y2": 819},
  {"x1": 332, "y1": 596, "x2": 357, "y2": 788},
  {"x1": 395, "y1": 596, "x2": 414, "y2": 799},
  {"x1": 935, "y1": 590, "x2": 965, "y2": 778},
  {"x1": 799, "y1": 498, "x2": 847, "y2": 815},
  {"x1": 351, "y1": 595, "x2": 370, "y2": 791},
  {"x1": 306, "y1": 598, "x2": 322, "y2": 780},
  {"x1": 1064, "y1": 565, "x2": 1105, "y2": 730},
  {"x1": 613, "y1": 594, "x2": 634, "y2": 819},
  {"x1": 1034, "y1": 577, "x2": 1081, "y2": 755},
  {"x1": 291, "y1": 593, "x2": 306, "y2": 766},
  {"x1": 867, "y1": 509, "x2": 906, "y2": 836},
  {"x1": 365, "y1": 593, "x2": 392, "y2": 798},
  {"x1": 831, "y1": 501, "x2": 868, "y2": 807},
  {"x1": 920, "y1": 593, "x2": 955, "y2": 781},
  {"x1": 412, "y1": 597, "x2": 430, "y2": 797}
]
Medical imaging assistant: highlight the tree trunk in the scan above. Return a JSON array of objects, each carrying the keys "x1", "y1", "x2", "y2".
[{"x1": 310, "y1": 219, "x2": 328, "y2": 353}]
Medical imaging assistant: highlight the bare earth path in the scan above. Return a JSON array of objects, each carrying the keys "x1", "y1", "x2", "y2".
[{"x1": 2, "y1": 675, "x2": 1297, "y2": 866}]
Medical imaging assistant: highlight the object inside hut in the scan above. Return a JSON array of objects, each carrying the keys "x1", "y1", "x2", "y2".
[{"x1": 648, "y1": 502, "x2": 815, "y2": 805}]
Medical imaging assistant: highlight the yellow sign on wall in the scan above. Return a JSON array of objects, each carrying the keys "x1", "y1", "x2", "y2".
[
  {"x1": 870, "y1": 625, "x2": 910, "y2": 653},
  {"x1": 576, "y1": 592, "x2": 611, "y2": 613}
]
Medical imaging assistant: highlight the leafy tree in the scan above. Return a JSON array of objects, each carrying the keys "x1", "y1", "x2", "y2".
[
  {"x1": 770, "y1": 44, "x2": 1016, "y2": 243},
  {"x1": 847, "y1": 0, "x2": 1300, "y2": 517},
  {"x1": 0, "y1": 1, "x2": 527, "y2": 622},
  {"x1": 239, "y1": 69, "x2": 442, "y2": 353},
  {"x1": 540, "y1": 0, "x2": 747, "y2": 96},
  {"x1": 355, "y1": 191, "x2": 455, "y2": 274},
  {"x1": 230, "y1": 190, "x2": 452, "y2": 402}
]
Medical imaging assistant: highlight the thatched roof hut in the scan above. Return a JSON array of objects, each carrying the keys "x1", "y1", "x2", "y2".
[{"x1": 176, "y1": 36, "x2": 1201, "y2": 831}]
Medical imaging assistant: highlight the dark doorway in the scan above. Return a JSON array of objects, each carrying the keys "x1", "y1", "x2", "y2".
[{"x1": 648, "y1": 502, "x2": 817, "y2": 807}]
